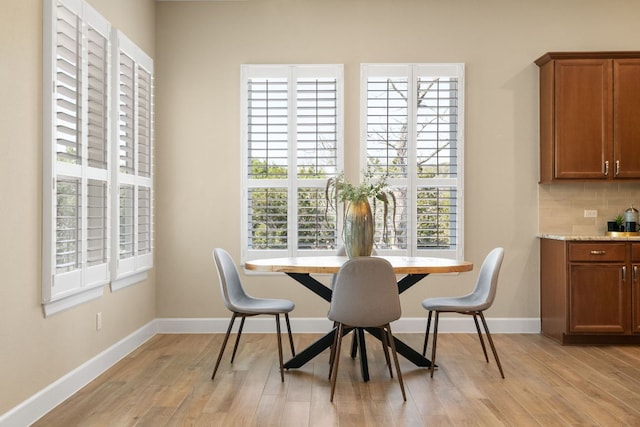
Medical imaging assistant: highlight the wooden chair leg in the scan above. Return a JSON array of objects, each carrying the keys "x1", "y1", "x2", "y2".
[
  {"x1": 385, "y1": 323, "x2": 406, "y2": 401},
  {"x1": 275, "y1": 314, "x2": 285, "y2": 382},
  {"x1": 430, "y1": 311, "x2": 440, "y2": 378},
  {"x1": 212, "y1": 313, "x2": 237, "y2": 380},
  {"x1": 284, "y1": 313, "x2": 295, "y2": 356},
  {"x1": 380, "y1": 327, "x2": 393, "y2": 378},
  {"x1": 478, "y1": 312, "x2": 505, "y2": 378},
  {"x1": 472, "y1": 312, "x2": 489, "y2": 363},
  {"x1": 328, "y1": 322, "x2": 337, "y2": 379},
  {"x1": 422, "y1": 310, "x2": 433, "y2": 356},
  {"x1": 330, "y1": 323, "x2": 344, "y2": 402},
  {"x1": 230, "y1": 315, "x2": 246, "y2": 364}
]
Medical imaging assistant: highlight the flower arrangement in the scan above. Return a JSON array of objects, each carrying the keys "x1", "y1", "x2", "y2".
[{"x1": 325, "y1": 171, "x2": 396, "y2": 244}]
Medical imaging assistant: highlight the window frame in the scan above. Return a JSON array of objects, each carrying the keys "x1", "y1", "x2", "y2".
[
  {"x1": 360, "y1": 63, "x2": 465, "y2": 260},
  {"x1": 240, "y1": 64, "x2": 344, "y2": 263},
  {"x1": 42, "y1": 0, "x2": 154, "y2": 316},
  {"x1": 110, "y1": 30, "x2": 154, "y2": 291}
]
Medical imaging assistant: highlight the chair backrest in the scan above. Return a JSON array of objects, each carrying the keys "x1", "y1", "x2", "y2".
[
  {"x1": 469, "y1": 247, "x2": 505, "y2": 311},
  {"x1": 328, "y1": 257, "x2": 401, "y2": 327},
  {"x1": 212, "y1": 248, "x2": 250, "y2": 312},
  {"x1": 331, "y1": 246, "x2": 378, "y2": 288}
]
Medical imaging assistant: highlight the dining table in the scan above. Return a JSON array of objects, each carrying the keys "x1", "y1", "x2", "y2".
[{"x1": 244, "y1": 255, "x2": 473, "y2": 381}]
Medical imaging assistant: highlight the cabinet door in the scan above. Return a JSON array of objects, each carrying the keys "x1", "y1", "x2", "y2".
[
  {"x1": 613, "y1": 59, "x2": 640, "y2": 178},
  {"x1": 569, "y1": 263, "x2": 629, "y2": 333},
  {"x1": 633, "y1": 244, "x2": 640, "y2": 333},
  {"x1": 554, "y1": 59, "x2": 613, "y2": 179}
]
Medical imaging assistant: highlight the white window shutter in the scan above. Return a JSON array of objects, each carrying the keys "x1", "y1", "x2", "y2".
[
  {"x1": 111, "y1": 30, "x2": 154, "y2": 287},
  {"x1": 241, "y1": 65, "x2": 343, "y2": 262},
  {"x1": 43, "y1": 0, "x2": 111, "y2": 312}
]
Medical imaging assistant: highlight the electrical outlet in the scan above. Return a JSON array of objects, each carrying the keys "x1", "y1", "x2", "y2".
[
  {"x1": 96, "y1": 312, "x2": 102, "y2": 331},
  {"x1": 584, "y1": 209, "x2": 598, "y2": 218}
]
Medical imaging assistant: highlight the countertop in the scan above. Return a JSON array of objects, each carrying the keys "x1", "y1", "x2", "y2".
[{"x1": 538, "y1": 233, "x2": 640, "y2": 241}]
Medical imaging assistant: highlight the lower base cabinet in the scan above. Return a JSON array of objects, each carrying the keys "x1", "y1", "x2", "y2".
[{"x1": 540, "y1": 238, "x2": 640, "y2": 344}]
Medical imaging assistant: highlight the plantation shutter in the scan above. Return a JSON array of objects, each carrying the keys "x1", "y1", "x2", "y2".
[
  {"x1": 361, "y1": 64, "x2": 464, "y2": 259},
  {"x1": 111, "y1": 30, "x2": 154, "y2": 288},
  {"x1": 43, "y1": 0, "x2": 111, "y2": 312},
  {"x1": 242, "y1": 65, "x2": 343, "y2": 262}
]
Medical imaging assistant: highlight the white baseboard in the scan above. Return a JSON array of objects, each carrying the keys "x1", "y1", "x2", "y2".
[
  {"x1": 1, "y1": 316, "x2": 539, "y2": 426},
  {"x1": 156, "y1": 316, "x2": 541, "y2": 334},
  {"x1": 0, "y1": 321, "x2": 158, "y2": 427}
]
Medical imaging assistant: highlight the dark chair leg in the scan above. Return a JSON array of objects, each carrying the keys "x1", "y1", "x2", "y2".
[
  {"x1": 230, "y1": 315, "x2": 246, "y2": 363},
  {"x1": 328, "y1": 323, "x2": 339, "y2": 380},
  {"x1": 472, "y1": 312, "x2": 489, "y2": 363},
  {"x1": 422, "y1": 310, "x2": 433, "y2": 356},
  {"x1": 275, "y1": 314, "x2": 285, "y2": 382},
  {"x1": 478, "y1": 312, "x2": 505, "y2": 378},
  {"x1": 385, "y1": 323, "x2": 406, "y2": 401},
  {"x1": 380, "y1": 327, "x2": 393, "y2": 378},
  {"x1": 430, "y1": 311, "x2": 440, "y2": 378},
  {"x1": 350, "y1": 330, "x2": 358, "y2": 358},
  {"x1": 212, "y1": 313, "x2": 238, "y2": 380},
  {"x1": 330, "y1": 323, "x2": 344, "y2": 402},
  {"x1": 284, "y1": 313, "x2": 295, "y2": 356}
]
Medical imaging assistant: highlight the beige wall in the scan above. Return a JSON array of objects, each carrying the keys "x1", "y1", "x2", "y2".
[
  {"x1": 154, "y1": 0, "x2": 640, "y2": 321},
  {"x1": 0, "y1": 0, "x2": 156, "y2": 415}
]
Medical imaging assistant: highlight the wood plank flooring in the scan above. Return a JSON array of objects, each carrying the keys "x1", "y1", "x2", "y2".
[{"x1": 33, "y1": 332, "x2": 640, "y2": 426}]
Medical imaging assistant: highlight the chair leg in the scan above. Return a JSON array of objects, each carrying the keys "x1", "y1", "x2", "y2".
[
  {"x1": 212, "y1": 312, "x2": 237, "y2": 380},
  {"x1": 472, "y1": 312, "x2": 489, "y2": 363},
  {"x1": 330, "y1": 323, "x2": 344, "y2": 402},
  {"x1": 275, "y1": 314, "x2": 285, "y2": 382},
  {"x1": 350, "y1": 330, "x2": 358, "y2": 358},
  {"x1": 230, "y1": 315, "x2": 246, "y2": 364},
  {"x1": 478, "y1": 312, "x2": 505, "y2": 378},
  {"x1": 430, "y1": 311, "x2": 440, "y2": 378},
  {"x1": 284, "y1": 313, "x2": 295, "y2": 356},
  {"x1": 328, "y1": 323, "x2": 339, "y2": 380},
  {"x1": 385, "y1": 323, "x2": 406, "y2": 402},
  {"x1": 422, "y1": 310, "x2": 433, "y2": 356},
  {"x1": 380, "y1": 327, "x2": 393, "y2": 378}
]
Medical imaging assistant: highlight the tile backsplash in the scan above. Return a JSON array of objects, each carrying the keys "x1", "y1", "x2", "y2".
[{"x1": 539, "y1": 182, "x2": 640, "y2": 235}]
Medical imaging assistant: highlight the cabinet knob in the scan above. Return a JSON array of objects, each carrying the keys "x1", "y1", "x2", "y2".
[{"x1": 590, "y1": 250, "x2": 606, "y2": 255}]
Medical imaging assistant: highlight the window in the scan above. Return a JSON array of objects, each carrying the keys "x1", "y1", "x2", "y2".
[
  {"x1": 241, "y1": 65, "x2": 343, "y2": 261},
  {"x1": 110, "y1": 30, "x2": 154, "y2": 290},
  {"x1": 42, "y1": 0, "x2": 111, "y2": 314},
  {"x1": 361, "y1": 64, "x2": 464, "y2": 259},
  {"x1": 42, "y1": 0, "x2": 153, "y2": 315}
]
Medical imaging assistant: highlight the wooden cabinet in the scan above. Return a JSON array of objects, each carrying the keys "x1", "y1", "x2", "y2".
[
  {"x1": 536, "y1": 52, "x2": 640, "y2": 183},
  {"x1": 633, "y1": 244, "x2": 640, "y2": 333},
  {"x1": 540, "y1": 239, "x2": 640, "y2": 344}
]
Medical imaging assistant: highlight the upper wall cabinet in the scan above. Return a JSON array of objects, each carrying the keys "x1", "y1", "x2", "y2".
[{"x1": 536, "y1": 52, "x2": 640, "y2": 183}]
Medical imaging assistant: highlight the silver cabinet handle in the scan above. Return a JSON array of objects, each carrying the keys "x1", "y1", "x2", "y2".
[
  {"x1": 604, "y1": 160, "x2": 609, "y2": 176},
  {"x1": 590, "y1": 250, "x2": 606, "y2": 255},
  {"x1": 634, "y1": 265, "x2": 638, "y2": 283},
  {"x1": 616, "y1": 160, "x2": 620, "y2": 176},
  {"x1": 622, "y1": 266, "x2": 626, "y2": 282}
]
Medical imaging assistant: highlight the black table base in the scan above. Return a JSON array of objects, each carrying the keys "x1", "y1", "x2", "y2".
[{"x1": 282, "y1": 272, "x2": 434, "y2": 381}]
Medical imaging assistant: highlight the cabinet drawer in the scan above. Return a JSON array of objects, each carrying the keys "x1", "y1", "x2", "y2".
[
  {"x1": 633, "y1": 244, "x2": 640, "y2": 262},
  {"x1": 568, "y1": 243, "x2": 626, "y2": 262}
]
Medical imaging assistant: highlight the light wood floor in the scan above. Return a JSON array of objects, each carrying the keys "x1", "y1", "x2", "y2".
[{"x1": 34, "y1": 332, "x2": 640, "y2": 426}]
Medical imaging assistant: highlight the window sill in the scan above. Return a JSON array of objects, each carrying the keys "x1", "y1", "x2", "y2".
[
  {"x1": 42, "y1": 285, "x2": 104, "y2": 318},
  {"x1": 110, "y1": 270, "x2": 149, "y2": 292}
]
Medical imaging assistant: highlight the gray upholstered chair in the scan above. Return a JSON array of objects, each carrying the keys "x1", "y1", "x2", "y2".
[
  {"x1": 211, "y1": 248, "x2": 295, "y2": 381},
  {"x1": 421, "y1": 247, "x2": 505, "y2": 378},
  {"x1": 328, "y1": 257, "x2": 406, "y2": 402}
]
